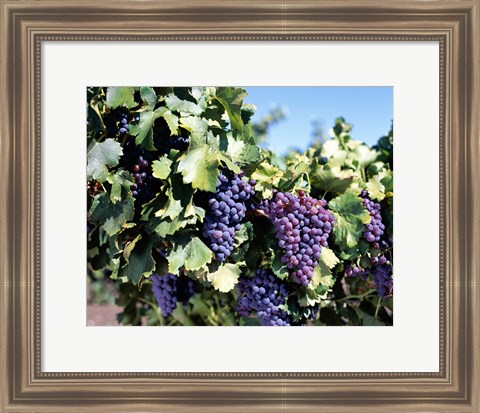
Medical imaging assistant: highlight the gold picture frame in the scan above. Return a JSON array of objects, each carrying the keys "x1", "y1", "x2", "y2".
[{"x1": 1, "y1": 1, "x2": 479, "y2": 411}]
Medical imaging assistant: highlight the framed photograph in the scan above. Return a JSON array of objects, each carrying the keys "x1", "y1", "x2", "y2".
[{"x1": 1, "y1": 1, "x2": 479, "y2": 412}]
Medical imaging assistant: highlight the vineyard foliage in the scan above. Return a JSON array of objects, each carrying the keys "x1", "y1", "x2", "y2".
[{"x1": 87, "y1": 86, "x2": 393, "y2": 326}]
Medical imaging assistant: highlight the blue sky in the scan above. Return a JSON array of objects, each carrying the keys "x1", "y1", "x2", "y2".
[{"x1": 243, "y1": 87, "x2": 393, "y2": 155}]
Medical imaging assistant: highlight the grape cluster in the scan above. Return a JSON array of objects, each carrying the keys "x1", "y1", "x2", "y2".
[
  {"x1": 263, "y1": 191, "x2": 334, "y2": 285},
  {"x1": 105, "y1": 109, "x2": 130, "y2": 137},
  {"x1": 371, "y1": 264, "x2": 393, "y2": 298},
  {"x1": 119, "y1": 136, "x2": 159, "y2": 205},
  {"x1": 130, "y1": 155, "x2": 150, "y2": 198},
  {"x1": 203, "y1": 172, "x2": 255, "y2": 262},
  {"x1": 344, "y1": 256, "x2": 393, "y2": 299},
  {"x1": 361, "y1": 190, "x2": 385, "y2": 243},
  {"x1": 150, "y1": 273, "x2": 195, "y2": 317},
  {"x1": 236, "y1": 269, "x2": 291, "y2": 326}
]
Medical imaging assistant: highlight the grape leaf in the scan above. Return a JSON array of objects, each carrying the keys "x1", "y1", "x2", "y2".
[
  {"x1": 354, "y1": 308, "x2": 385, "y2": 326},
  {"x1": 90, "y1": 193, "x2": 134, "y2": 236},
  {"x1": 162, "y1": 110, "x2": 179, "y2": 135},
  {"x1": 208, "y1": 263, "x2": 242, "y2": 293},
  {"x1": 154, "y1": 214, "x2": 195, "y2": 237},
  {"x1": 129, "y1": 110, "x2": 156, "y2": 150},
  {"x1": 152, "y1": 157, "x2": 173, "y2": 180},
  {"x1": 177, "y1": 145, "x2": 221, "y2": 192},
  {"x1": 311, "y1": 166, "x2": 353, "y2": 194},
  {"x1": 179, "y1": 116, "x2": 209, "y2": 139},
  {"x1": 122, "y1": 234, "x2": 142, "y2": 261},
  {"x1": 87, "y1": 139, "x2": 123, "y2": 182},
  {"x1": 165, "y1": 94, "x2": 203, "y2": 116},
  {"x1": 251, "y1": 162, "x2": 283, "y2": 198},
  {"x1": 106, "y1": 169, "x2": 133, "y2": 203},
  {"x1": 214, "y1": 87, "x2": 247, "y2": 133},
  {"x1": 239, "y1": 143, "x2": 262, "y2": 167},
  {"x1": 121, "y1": 237, "x2": 155, "y2": 284},
  {"x1": 106, "y1": 87, "x2": 137, "y2": 109},
  {"x1": 271, "y1": 250, "x2": 289, "y2": 280},
  {"x1": 329, "y1": 192, "x2": 371, "y2": 248},
  {"x1": 310, "y1": 260, "x2": 335, "y2": 290},
  {"x1": 171, "y1": 305, "x2": 195, "y2": 326},
  {"x1": 226, "y1": 134, "x2": 245, "y2": 162},
  {"x1": 320, "y1": 247, "x2": 340, "y2": 269},
  {"x1": 167, "y1": 237, "x2": 213, "y2": 274},
  {"x1": 140, "y1": 87, "x2": 157, "y2": 109},
  {"x1": 184, "y1": 238, "x2": 213, "y2": 271}
]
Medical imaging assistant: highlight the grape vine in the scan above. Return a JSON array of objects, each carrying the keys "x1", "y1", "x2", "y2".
[{"x1": 86, "y1": 86, "x2": 394, "y2": 327}]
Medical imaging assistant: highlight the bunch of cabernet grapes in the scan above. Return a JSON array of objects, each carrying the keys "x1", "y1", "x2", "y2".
[
  {"x1": 150, "y1": 273, "x2": 195, "y2": 317},
  {"x1": 129, "y1": 155, "x2": 150, "y2": 198},
  {"x1": 203, "y1": 172, "x2": 255, "y2": 262},
  {"x1": 371, "y1": 264, "x2": 393, "y2": 298},
  {"x1": 236, "y1": 269, "x2": 291, "y2": 326},
  {"x1": 119, "y1": 137, "x2": 159, "y2": 204},
  {"x1": 104, "y1": 108, "x2": 130, "y2": 137},
  {"x1": 361, "y1": 190, "x2": 385, "y2": 243},
  {"x1": 344, "y1": 257, "x2": 393, "y2": 298},
  {"x1": 263, "y1": 191, "x2": 334, "y2": 285}
]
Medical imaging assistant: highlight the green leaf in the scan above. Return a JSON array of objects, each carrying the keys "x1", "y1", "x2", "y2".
[
  {"x1": 239, "y1": 143, "x2": 262, "y2": 167},
  {"x1": 366, "y1": 170, "x2": 393, "y2": 201},
  {"x1": 165, "y1": 94, "x2": 203, "y2": 116},
  {"x1": 106, "y1": 87, "x2": 137, "y2": 109},
  {"x1": 310, "y1": 260, "x2": 335, "y2": 290},
  {"x1": 162, "y1": 110, "x2": 179, "y2": 135},
  {"x1": 184, "y1": 238, "x2": 213, "y2": 271},
  {"x1": 177, "y1": 145, "x2": 221, "y2": 192},
  {"x1": 90, "y1": 193, "x2": 134, "y2": 237},
  {"x1": 155, "y1": 214, "x2": 195, "y2": 237},
  {"x1": 171, "y1": 305, "x2": 195, "y2": 326},
  {"x1": 214, "y1": 87, "x2": 247, "y2": 133},
  {"x1": 225, "y1": 134, "x2": 245, "y2": 162},
  {"x1": 354, "y1": 308, "x2": 385, "y2": 326},
  {"x1": 123, "y1": 234, "x2": 142, "y2": 261},
  {"x1": 155, "y1": 191, "x2": 183, "y2": 220},
  {"x1": 106, "y1": 169, "x2": 133, "y2": 203},
  {"x1": 189, "y1": 295, "x2": 211, "y2": 318},
  {"x1": 121, "y1": 237, "x2": 155, "y2": 284},
  {"x1": 129, "y1": 111, "x2": 156, "y2": 150},
  {"x1": 152, "y1": 156, "x2": 173, "y2": 180},
  {"x1": 140, "y1": 87, "x2": 157, "y2": 109},
  {"x1": 251, "y1": 162, "x2": 283, "y2": 198},
  {"x1": 311, "y1": 166, "x2": 354, "y2": 194},
  {"x1": 329, "y1": 192, "x2": 371, "y2": 248},
  {"x1": 179, "y1": 116, "x2": 209, "y2": 139},
  {"x1": 166, "y1": 237, "x2": 213, "y2": 274},
  {"x1": 87, "y1": 139, "x2": 123, "y2": 182},
  {"x1": 208, "y1": 263, "x2": 242, "y2": 293},
  {"x1": 271, "y1": 250, "x2": 289, "y2": 280}
]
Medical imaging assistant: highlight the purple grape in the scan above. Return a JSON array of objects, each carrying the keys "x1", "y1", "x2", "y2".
[
  {"x1": 236, "y1": 269, "x2": 290, "y2": 326},
  {"x1": 262, "y1": 191, "x2": 334, "y2": 285},
  {"x1": 361, "y1": 190, "x2": 385, "y2": 244},
  {"x1": 150, "y1": 273, "x2": 195, "y2": 317},
  {"x1": 203, "y1": 172, "x2": 255, "y2": 262}
]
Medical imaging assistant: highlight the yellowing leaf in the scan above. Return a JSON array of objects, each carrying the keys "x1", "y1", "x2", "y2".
[
  {"x1": 208, "y1": 263, "x2": 242, "y2": 293},
  {"x1": 320, "y1": 247, "x2": 340, "y2": 269}
]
